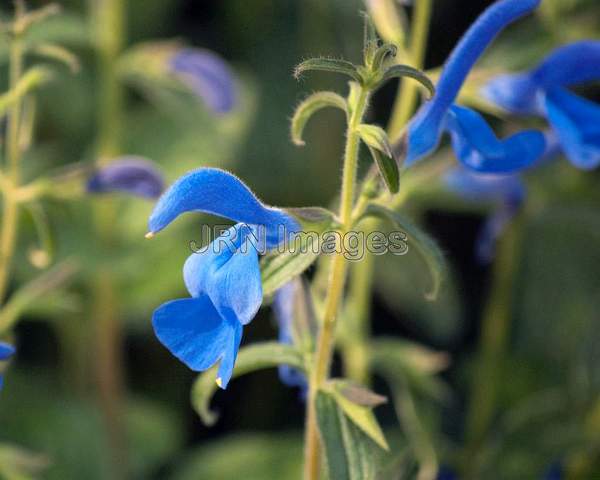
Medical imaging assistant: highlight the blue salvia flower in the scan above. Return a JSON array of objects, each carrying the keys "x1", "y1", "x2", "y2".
[
  {"x1": 0, "y1": 342, "x2": 16, "y2": 390},
  {"x1": 169, "y1": 48, "x2": 237, "y2": 114},
  {"x1": 149, "y1": 168, "x2": 300, "y2": 388},
  {"x1": 273, "y1": 281, "x2": 308, "y2": 396},
  {"x1": 482, "y1": 40, "x2": 600, "y2": 170},
  {"x1": 147, "y1": 168, "x2": 300, "y2": 247},
  {"x1": 87, "y1": 156, "x2": 165, "y2": 199},
  {"x1": 444, "y1": 130, "x2": 560, "y2": 262},
  {"x1": 405, "y1": 0, "x2": 544, "y2": 172}
]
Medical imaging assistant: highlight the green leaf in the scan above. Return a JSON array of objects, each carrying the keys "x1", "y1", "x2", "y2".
[
  {"x1": 333, "y1": 380, "x2": 388, "y2": 407},
  {"x1": 0, "y1": 259, "x2": 79, "y2": 334},
  {"x1": 370, "y1": 337, "x2": 450, "y2": 401},
  {"x1": 0, "y1": 444, "x2": 49, "y2": 480},
  {"x1": 32, "y1": 43, "x2": 80, "y2": 73},
  {"x1": 293, "y1": 58, "x2": 362, "y2": 83},
  {"x1": 315, "y1": 390, "x2": 379, "y2": 480},
  {"x1": 357, "y1": 124, "x2": 399, "y2": 194},
  {"x1": 327, "y1": 380, "x2": 390, "y2": 450},
  {"x1": 371, "y1": 43, "x2": 398, "y2": 72},
  {"x1": 261, "y1": 208, "x2": 337, "y2": 297},
  {"x1": 0, "y1": 67, "x2": 53, "y2": 116},
  {"x1": 291, "y1": 91, "x2": 347, "y2": 146},
  {"x1": 362, "y1": 204, "x2": 446, "y2": 300},
  {"x1": 191, "y1": 342, "x2": 305, "y2": 425},
  {"x1": 378, "y1": 64, "x2": 435, "y2": 98}
]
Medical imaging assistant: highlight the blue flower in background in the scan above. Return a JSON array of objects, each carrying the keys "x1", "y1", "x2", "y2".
[
  {"x1": 169, "y1": 48, "x2": 237, "y2": 114},
  {"x1": 149, "y1": 168, "x2": 300, "y2": 388},
  {"x1": 0, "y1": 342, "x2": 16, "y2": 390},
  {"x1": 483, "y1": 40, "x2": 600, "y2": 170},
  {"x1": 87, "y1": 156, "x2": 165, "y2": 199},
  {"x1": 444, "y1": 167, "x2": 525, "y2": 263},
  {"x1": 273, "y1": 281, "x2": 308, "y2": 396},
  {"x1": 405, "y1": 0, "x2": 545, "y2": 172}
]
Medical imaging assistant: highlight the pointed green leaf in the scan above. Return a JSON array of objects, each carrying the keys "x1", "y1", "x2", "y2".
[
  {"x1": 379, "y1": 64, "x2": 435, "y2": 98},
  {"x1": 370, "y1": 337, "x2": 451, "y2": 401},
  {"x1": 371, "y1": 43, "x2": 398, "y2": 72},
  {"x1": 0, "y1": 259, "x2": 79, "y2": 334},
  {"x1": 334, "y1": 380, "x2": 388, "y2": 407},
  {"x1": 33, "y1": 43, "x2": 80, "y2": 73},
  {"x1": 191, "y1": 343, "x2": 305, "y2": 426},
  {"x1": 357, "y1": 124, "x2": 399, "y2": 194},
  {"x1": 294, "y1": 58, "x2": 363, "y2": 83},
  {"x1": 315, "y1": 391, "x2": 379, "y2": 480},
  {"x1": 327, "y1": 381, "x2": 389, "y2": 451},
  {"x1": 291, "y1": 92, "x2": 347, "y2": 146},
  {"x1": 261, "y1": 208, "x2": 337, "y2": 297},
  {"x1": 0, "y1": 67, "x2": 53, "y2": 116},
  {"x1": 368, "y1": 146, "x2": 400, "y2": 194},
  {"x1": 362, "y1": 204, "x2": 446, "y2": 300}
]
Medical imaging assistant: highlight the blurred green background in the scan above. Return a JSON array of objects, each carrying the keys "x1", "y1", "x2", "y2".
[{"x1": 0, "y1": 0, "x2": 599, "y2": 478}]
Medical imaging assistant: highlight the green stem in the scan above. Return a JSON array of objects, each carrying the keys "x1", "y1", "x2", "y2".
[
  {"x1": 461, "y1": 217, "x2": 524, "y2": 479},
  {"x1": 387, "y1": 0, "x2": 433, "y2": 141},
  {"x1": 90, "y1": 0, "x2": 127, "y2": 477},
  {"x1": 0, "y1": 9, "x2": 25, "y2": 305},
  {"x1": 339, "y1": 0, "x2": 435, "y2": 385},
  {"x1": 303, "y1": 87, "x2": 370, "y2": 480}
]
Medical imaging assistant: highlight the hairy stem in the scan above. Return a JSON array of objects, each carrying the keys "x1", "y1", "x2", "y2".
[
  {"x1": 303, "y1": 87, "x2": 370, "y2": 480},
  {"x1": 388, "y1": 0, "x2": 433, "y2": 141}
]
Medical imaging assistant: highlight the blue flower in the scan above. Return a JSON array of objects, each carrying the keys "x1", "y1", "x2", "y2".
[
  {"x1": 444, "y1": 166, "x2": 525, "y2": 263},
  {"x1": 87, "y1": 156, "x2": 164, "y2": 199},
  {"x1": 405, "y1": 0, "x2": 544, "y2": 172},
  {"x1": 147, "y1": 168, "x2": 300, "y2": 248},
  {"x1": 0, "y1": 342, "x2": 16, "y2": 390},
  {"x1": 169, "y1": 48, "x2": 237, "y2": 114},
  {"x1": 482, "y1": 40, "x2": 600, "y2": 170},
  {"x1": 149, "y1": 168, "x2": 300, "y2": 388},
  {"x1": 273, "y1": 281, "x2": 308, "y2": 396}
]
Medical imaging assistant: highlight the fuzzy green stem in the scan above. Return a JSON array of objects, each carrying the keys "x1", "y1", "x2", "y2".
[
  {"x1": 303, "y1": 87, "x2": 370, "y2": 480},
  {"x1": 0, "y1": 9, "x2": 26, "y2": 305},
  {"x1": 461, "y1": 217, "x2": 524, "y2": 479},
  {"x1": 387, "y1": 0, "x2": 433, "y2": 141}
]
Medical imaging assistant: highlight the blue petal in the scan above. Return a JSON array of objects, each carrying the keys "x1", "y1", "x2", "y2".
[
  {"x1": 184, "y1": 224, "x2": 262, "y2": 326},
  {"x1": 169, "y1": 48, "x2": 236, "y2": 114},
  {"x1": 0, "y1": 375, "x2": 3, "y2": 390},
  {"x1": 444, "y1": 167, "x2": 525, "y2": 205},
  {"x1": 216, "y1": 322, "x2": 243, "y2": 389},
  {"x1": 148, "y1": 168, "x2": 300, "y2": 248},
  {"x1": 482, "y1": 41, "x2": 600, "y2": 115},
  {"x1": 446, "y1": 105, "x2": 545, "y2": 173},
  {"x1": 87, "y1": 157, "x2": 164, "y2": 199},
  {"x1": 406, "y1": 0, "x2": 540, "y2": 164},
  {"x1": 274, "y1": 281, "x2": 308, "y2": 393},
  {"x1": 152, "y1": 296, "x2": 238, "y2": 373},
  {"x1": 544, "y1": 87, "x2": 600, "y2": 170},
  {"x1": 481, "y1": 73, "x2": 542, "y2": 115},
  {"x1": 0, "y1": 342, "x2": 15, "y2": 360}
]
